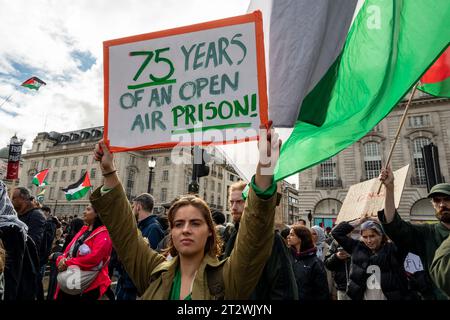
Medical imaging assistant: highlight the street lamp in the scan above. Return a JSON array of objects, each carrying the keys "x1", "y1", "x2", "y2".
[{"x1": 147, "y1": 157, "x2": 156, "y2": 194}]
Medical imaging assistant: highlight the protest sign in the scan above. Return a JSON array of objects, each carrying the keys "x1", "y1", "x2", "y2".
[
  {"x1": 104, "y1": 11, "x2": 267, "y2": 152},
  {"x1": 336, "y1": 165, "x2": 409, "y2": 223}
]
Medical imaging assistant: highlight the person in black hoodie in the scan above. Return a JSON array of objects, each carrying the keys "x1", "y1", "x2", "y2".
[
  {"x1": 332, "y1": 216, "x2": 416, "y2": 300},
  {"x1": 287, "y1": 225, "x2": 330, "y2": 300}
]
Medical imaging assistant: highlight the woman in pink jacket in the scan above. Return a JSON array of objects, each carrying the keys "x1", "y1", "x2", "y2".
[{"x1": 55, "y1": 204, "x2": 112, "y2": 300}]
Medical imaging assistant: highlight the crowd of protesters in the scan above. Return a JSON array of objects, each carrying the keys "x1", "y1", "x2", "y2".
[{"x1": 1, "y1": 127, "x2": 450, "y2": 300}]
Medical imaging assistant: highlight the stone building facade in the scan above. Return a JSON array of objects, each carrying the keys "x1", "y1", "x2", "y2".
[{"x1": 298, "y1": 96, "x2": 450, "y2": 228}]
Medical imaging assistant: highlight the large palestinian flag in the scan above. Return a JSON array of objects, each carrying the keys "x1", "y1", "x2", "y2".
[
  {"x1": 32, "y1": 169, "x2": 49, "y2": 187},
  {"x1": 62, "y1": 172, "x2": 92, "y2": 201},
  {"x1": 248, "y1": 0, "x2": 450, "y2": 180},
  {"x1": 418, "y1": 46, "x2": 450, "y2": 98}
]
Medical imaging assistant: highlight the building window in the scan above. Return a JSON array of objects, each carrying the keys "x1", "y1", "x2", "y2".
[
  {"x1": 412, "y1": 137, "x2": 430, "y2": 185},
  {"x1": 70, "y1": 170, "x2": 76, "y2": 181},
  {"x1": 162, "y1": 170, "x2": 169, "y2": 181},
  {"x1": 37, "y1": 143, "x2": 41, "y2": 152},
  {"x1": 81, "y1": 169, "x2": 86, "y2": 179},
  {"x1": 363, "y1": 142, "x2": 382, "y2": 180},
  {"x1": 161, "y1": 188, "x2": 167, "y2": 202},
  {"x1": 27, "y1": 170, "x2": 35, "y2": 188},
  {"x1": 63, "y1": 157, "x2": 69, "y2": 166},
  {"x1": 126, "y1": 169, "x2": 136, "y2": 199},
  {"x1": 90, "y1": 168, "x2": 96, "y2": 179},
  {"x1": 217, "y1": 182, "x2": 221, "y2": 193},
  {"x1": 408, "y1": 114, "x2": 431, "y2": 128},
  {"x1": 61, "y1": 170, "x2": 66, "y2": 182},
  {"x1": 218, "y1": 195, "x2": 221, "y2": 206},
  {"x1": 317, "y1": 158, "x2": 339, "y2": 187},
  {"x1": 52, "y1": 171, "x2": 58, "y2": 182},
  {"x1": 211, "y1": 180, "x2": 215, "y2": 190},
  {"x1": 73, "y1": 156, "x2": 78, "y2": 165},
  {"x1": 49, "y1": 187, "x2": 54, "y2": 200},
  {"x1": 164, "y1": 156, "x2": 170, "y2": 165},
  {"x1": 55, "y1": 159, "x2": 60, "y2": 167},
  {"x1": 31, "y1": 160, "x2": 37, "y2": 169},
  {"x1": 82, "y1": 156, "x2": 88, "y2": 164},
  {"x1": 210, "y1": 194, "x2": 215, "y2": 205},
  {"x1": 129, "y1": 155, "x2": 136, "y2": 165},
  {"x1": 45, "y1": 159, "x2": 51, "y2": 168}
]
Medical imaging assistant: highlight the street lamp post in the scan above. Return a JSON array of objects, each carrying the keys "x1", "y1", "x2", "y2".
[{"x1": 147, "y1": 157, "x2": 156, "y2": 194}]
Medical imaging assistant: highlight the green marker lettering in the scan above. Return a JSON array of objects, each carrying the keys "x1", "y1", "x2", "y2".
[
  {"x1": 193, "y1": 42, "x2": 206, "y2": 70},
  {"x1": 131, "y1": 114, "x2": 144, "y2": 133},
  {"x1": 218, "y1": 100, "x2": 233, "y2": 119}
]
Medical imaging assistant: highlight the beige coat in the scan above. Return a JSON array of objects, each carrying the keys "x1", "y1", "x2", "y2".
[{"x1": 90, "y1": 182, "x2": 277, "y2": 299}]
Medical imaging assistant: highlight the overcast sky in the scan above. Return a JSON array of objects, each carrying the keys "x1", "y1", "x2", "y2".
[{"x1": 0, "y1": 0, "x2": 298, "y2": 185}]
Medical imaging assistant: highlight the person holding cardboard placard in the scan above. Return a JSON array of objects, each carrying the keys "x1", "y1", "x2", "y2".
[
  {"x1": 378, "y1": 166, "x2": 450, "y2": 300},
  {"x1": 90, "y1": 122, "x2": 281, "y2": 299},
  {"x1": 332, "y1": 215, "x2": 414, "y2": 300}
]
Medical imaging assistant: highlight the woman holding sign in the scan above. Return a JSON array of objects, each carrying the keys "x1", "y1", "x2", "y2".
[
  {"x1": 332, "y1": 216, "x2": 417, "y2": 300},
  {"x1": 90, "y1": 122, "x2": 281, "y2": 299}
]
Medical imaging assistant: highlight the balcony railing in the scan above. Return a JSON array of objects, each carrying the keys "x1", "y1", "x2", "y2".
[{"x1": 315, "y1": 178, "x2": 342, "y2": 189}]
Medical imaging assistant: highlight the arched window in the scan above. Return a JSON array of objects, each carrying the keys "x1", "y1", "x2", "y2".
[
  {"x1": 126, "y1": 168, "x2": 136, "y2": 199},
  {"x1": 363, "y1": 142, "x2": 382, "y2": 179},
  {"x1": 413, "y1": 137, "x2": 430, "y2": 185}
]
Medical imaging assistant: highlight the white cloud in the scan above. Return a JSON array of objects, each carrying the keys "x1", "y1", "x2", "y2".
[{"x1": 0, "y1": 0, "x2": 250, "y2": 147}]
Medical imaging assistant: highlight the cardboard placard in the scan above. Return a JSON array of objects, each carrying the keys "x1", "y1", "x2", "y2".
[
  {"x1": 104, "y1": 11, "x2": 268, "y2": 152},
  {"x1": 336, "y1": 165, "x2": 409, "y2": 223}
]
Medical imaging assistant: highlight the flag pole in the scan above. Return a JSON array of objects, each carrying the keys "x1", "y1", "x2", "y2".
[{"x1": 377, "y1": 82, "x2": 419, "y2": 194}]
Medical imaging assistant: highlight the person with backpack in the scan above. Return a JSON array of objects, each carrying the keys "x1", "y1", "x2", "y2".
[
  {"x1": 91, "y1": 122, "x2": 281, "y2": 299},
  {"x1": 116, "y1": 193, "x2": 164, "y2": 300}
]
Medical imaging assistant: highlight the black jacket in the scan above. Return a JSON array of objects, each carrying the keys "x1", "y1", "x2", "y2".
[
  {"x1": 324, "y1": 240, "x2": 351, "y2": 291},
  {"x1": 250, "y1": 231, "x2": 298, "y2": 300},
  {"x1": 0, "y1": 225, "x2": 25, "y2": 300},
  {"x1": 290, "y1": 247, "x2": 330, "y2": 300},
  {"x1": 19, "y1": 208, "x2": 46, "y2": 251},
  {"x1": 332, "y1": 221, "x2": 413, "y2": 300}
]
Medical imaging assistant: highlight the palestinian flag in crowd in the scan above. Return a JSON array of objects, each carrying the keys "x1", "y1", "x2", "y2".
[
  {"x1": 248, "y1": 0, "x2": 450, "y2": 180},
  {"x1": 21, "y1": 76, "x2": 46, "y2": 90},
  {"x1": 32, "y1": 169, "x2": 49, "y2": 187},
  {"x1": 62, "y1": 172, "x2": 92, "y2": 201},
  {"x1": 418, "y1": 46, "x2": 450, "y2": 98},
  {"x1": 36, "y1": 189, "x2": 45, "y2": 203}
]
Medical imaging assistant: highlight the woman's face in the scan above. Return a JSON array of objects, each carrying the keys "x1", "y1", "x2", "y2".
[
  {"x1": 361, "y1": 229, "x2": 383, "y2": 251},
  {"x1": 83, "y1": 205, "x2": 96, "y2": 225},
  {"x1": 171, "y1": 205, "x2": 211, "y2": 258},
  {"x1": 287, "y1": 228, "x2": 301, "y2": 250}
]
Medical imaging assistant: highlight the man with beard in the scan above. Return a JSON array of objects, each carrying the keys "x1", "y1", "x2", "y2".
[{"x1": 378, "y1": 167, "x2": 450, "y2": 300}]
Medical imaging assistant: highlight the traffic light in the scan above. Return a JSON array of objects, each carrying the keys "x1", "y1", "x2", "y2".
[{"x1": 192, "y1": 146, "x2": 210, "y2": 178}]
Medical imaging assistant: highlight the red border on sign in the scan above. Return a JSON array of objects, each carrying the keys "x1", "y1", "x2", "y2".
[{"x1": 103, "y1": 11, "x2": 268, "y2": 152}]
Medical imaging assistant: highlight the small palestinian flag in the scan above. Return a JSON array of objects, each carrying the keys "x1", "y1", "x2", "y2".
[
  {"x1": 418, "y1": 46, "x2": 450, "y2": 98},
  {"x1": 32, "y1": 169, "x2": 49, "y2": 187},
  {"x1": 21, "y1": 76, "x2": 47, "y2": 90},
  {"x1": 62, "y1": 172, "x2": 92, "y2": 201},
  {"x1": 36, "y1": 189, "x2": 45, "y2": 203}
]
